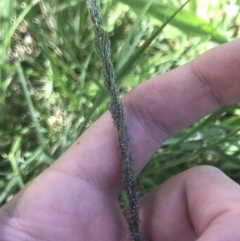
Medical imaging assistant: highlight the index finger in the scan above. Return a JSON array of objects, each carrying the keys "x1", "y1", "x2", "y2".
[{"x1": 52, "y1": 39, "x2": 240, "y2": 190}]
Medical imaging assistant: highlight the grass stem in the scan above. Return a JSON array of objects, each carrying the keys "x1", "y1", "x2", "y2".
[{"x1": 87, "y1": 1, "x2": 143, "y2": 240}]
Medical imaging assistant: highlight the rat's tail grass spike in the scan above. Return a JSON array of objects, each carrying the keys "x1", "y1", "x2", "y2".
[{"x1": 86, "y1": 0, "x2": 144, "y2": 240}]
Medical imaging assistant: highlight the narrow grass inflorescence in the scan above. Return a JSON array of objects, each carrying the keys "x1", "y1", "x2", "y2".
[{"x1": 86, "y1": 0, "x2": 143, "y2": 240}]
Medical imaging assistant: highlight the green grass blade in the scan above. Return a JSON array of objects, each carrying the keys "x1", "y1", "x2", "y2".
[
  {"x1": 116, "y1": 0, "x2": 154, "y2": 72},
  {"x1": 168, "y1": 106, "x2": 232, "y2": 148},
  {"x1": 0, "y1": 178, "x2": 18, "y2": 204},
  {"x1": 17, "y1": 63, "x2": 47, "y2": 152},
  {"x1": 189, "y1": 0, "x2": 197, "y2": 13},
  {"x1": 116, "y1": 0, "x2": 191, "y2": 80},
  {"x1": 119, "y1": 0, "x2": 228, "y2": 43},
  {"x1": 8, "y1": 136, "x2": 24, "y2": 189}
]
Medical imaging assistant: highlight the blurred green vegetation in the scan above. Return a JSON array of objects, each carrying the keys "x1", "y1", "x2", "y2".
[{"x1": 0, "y1": 0, "x2": 240, "y2": 206}]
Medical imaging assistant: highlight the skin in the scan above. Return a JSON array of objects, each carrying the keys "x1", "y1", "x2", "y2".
[{"x1": 1, "y1": 40, "x2": 240, "y2": 241}]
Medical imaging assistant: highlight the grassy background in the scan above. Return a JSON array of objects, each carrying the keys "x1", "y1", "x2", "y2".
[{"x1": 0, "y1": 0, "x2": 240, "y2": 207}]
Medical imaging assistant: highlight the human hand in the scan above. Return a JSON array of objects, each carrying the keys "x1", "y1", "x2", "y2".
[{"x1": 1, "y1": 40, "x2": 240, "y2": 241}]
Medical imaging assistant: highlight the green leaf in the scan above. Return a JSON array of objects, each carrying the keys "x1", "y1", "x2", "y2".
[
  {"x1": 116, "y1": 0, "x2": 155, "y2": 72},
  {"x1": 118, "y1": 0, "x2": 228, "y2": 43},
  {"x1": 189, "y1": 0, "x2": 197, "y2": 13},
  {"x1": 169, "y1": 106, "x2": 233, "y2": 148},
  {"x1": 8, "y1": 136, "x2": 24, "y2": 189}
]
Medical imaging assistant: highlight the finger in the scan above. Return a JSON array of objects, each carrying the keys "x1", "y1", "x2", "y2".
[
  {"x1": 140, "y1": 166, "x2": 240, "y2": 241},
  {"x1": 51, "y1": 40, "x2": 240, "y2": 190}
]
